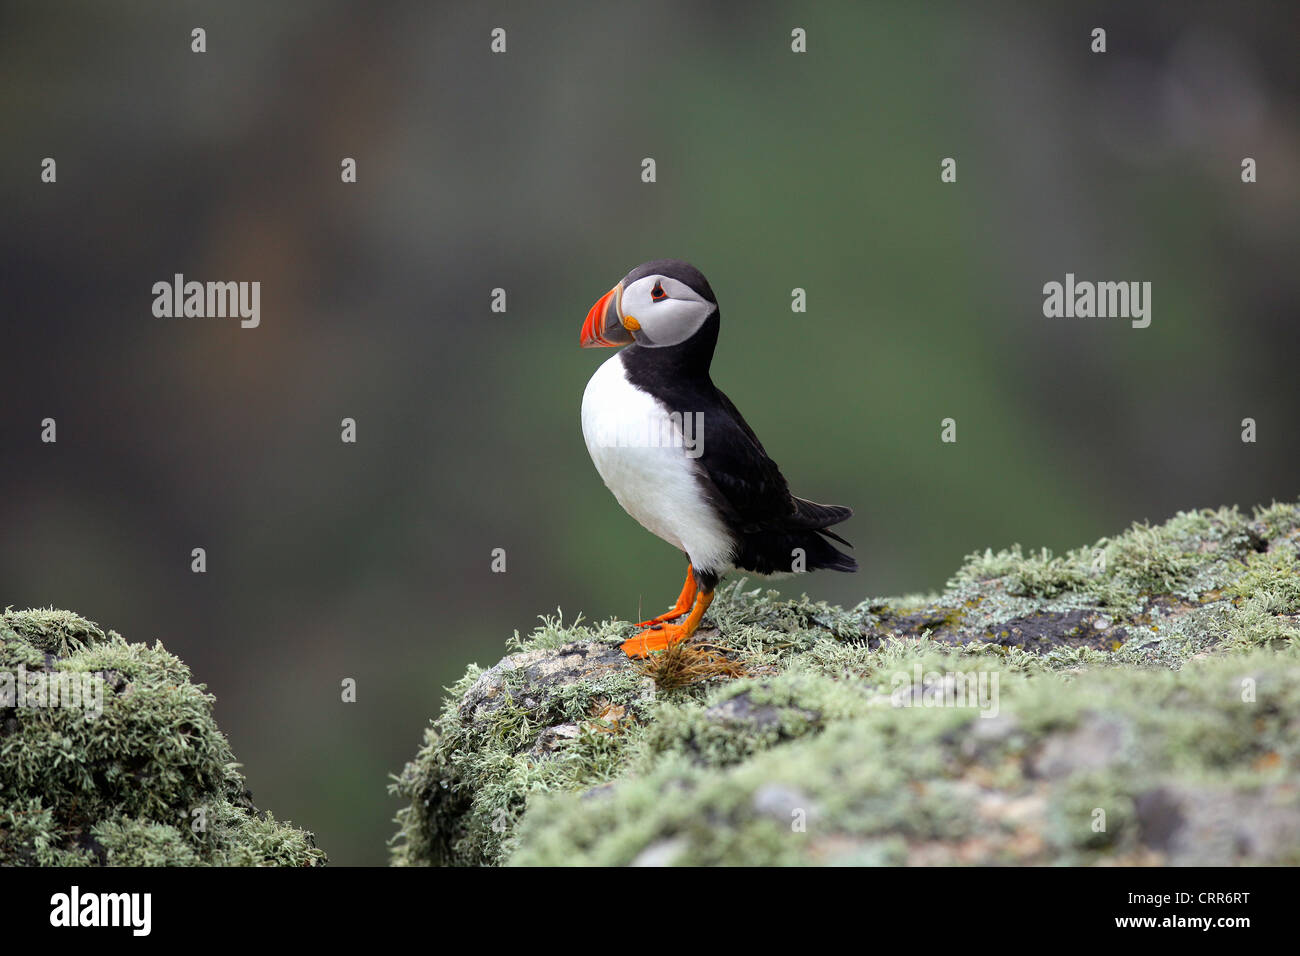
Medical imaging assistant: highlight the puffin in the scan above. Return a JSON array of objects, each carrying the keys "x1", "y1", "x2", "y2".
[{"x1": 579, "y1": 258, "x2": 856, "y2": 657}]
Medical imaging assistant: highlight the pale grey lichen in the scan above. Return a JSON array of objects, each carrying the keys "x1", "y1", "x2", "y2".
[{"x1": 391, "y1": 500, "x2": 1300, "y2": 866}]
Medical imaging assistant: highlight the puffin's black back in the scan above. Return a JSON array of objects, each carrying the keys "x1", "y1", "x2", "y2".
[{"x1": 619, "y1": 262, "x2": 856, "y2": 577}]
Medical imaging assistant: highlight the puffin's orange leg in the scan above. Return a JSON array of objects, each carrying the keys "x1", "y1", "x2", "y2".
[
  {"x1": 635, "y1": 564, "x2": 697, "y2": 627},
  {"x1": 622, "y1": 588, "x2": 715, "y2": 658}
]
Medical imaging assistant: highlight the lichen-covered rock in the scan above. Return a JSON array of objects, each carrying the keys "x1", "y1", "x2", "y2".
[
  {"x1": 0, "y1": 608, "x2": 326, "y2": 866},
  {"x1": 391, "y1": 501, "x2": 1300, "y2": 866},
  {"x1": 390, "y1": 630, "x2": 654, "y2": 866}
]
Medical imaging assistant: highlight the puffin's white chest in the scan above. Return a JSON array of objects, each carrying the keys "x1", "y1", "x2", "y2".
[{"x1": 581, "y1": 354, "x2": 735, "y2": 572}]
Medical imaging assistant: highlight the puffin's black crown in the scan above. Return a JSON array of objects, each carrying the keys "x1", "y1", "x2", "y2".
[{"x1": 622, "y1": 259, "x2": 716, "y2": 305}]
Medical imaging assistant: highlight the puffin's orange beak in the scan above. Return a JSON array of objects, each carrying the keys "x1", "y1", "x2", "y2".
[{"x1": 580, "y1": 282, "x2": 633, "y2": 348}]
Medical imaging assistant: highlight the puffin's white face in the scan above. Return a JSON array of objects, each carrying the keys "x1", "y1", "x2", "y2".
[
  {"x1": 580, "y1": 273, "x2": 715, "y2": 350},
  {"x1": 618, "y1": 275, "x2": 714, "y2": 347}
]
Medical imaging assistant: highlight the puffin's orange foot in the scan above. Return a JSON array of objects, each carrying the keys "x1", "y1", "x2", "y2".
[
  {"x1": 621, "y1": 621, "x2": 693, "y2": 658},
  {"x1": 621, "y1": 588, "x2": 716, "y2": 658},
  {"x1": 634, "y1": 608, "x2": 689, "y2": 628},
  {"x1": 635, "y1": 564, "x2": 698, "y2": 628}
]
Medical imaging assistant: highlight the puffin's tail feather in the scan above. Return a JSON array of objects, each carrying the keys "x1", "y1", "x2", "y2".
[
  {"x1": 817, "y1": 526, "x2": 852, "y2": 547},
  {"x1": 791, "y1": 498, "x2": 856, "y2": 572},
  {"x1": 729, "y1": 497, "x2": 858, "y2": 574},
  {"x1": 732, "y1": 527, "x2": 858, "y2": 575},
  {"x1": 806, "y1": 529, "x2": 858, "y2": 572},
  {"x1": 789, "y1": 497, "x2": 853, "y2": 530}
]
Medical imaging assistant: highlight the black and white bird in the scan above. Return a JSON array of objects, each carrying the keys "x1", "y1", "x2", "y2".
[{"x1": 579, "y1": 259, "x2": 856, "y2": 657}]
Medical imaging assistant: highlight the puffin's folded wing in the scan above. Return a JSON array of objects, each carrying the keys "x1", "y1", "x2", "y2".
[
  {"x1": 694, "y1": 388, "x2": 800, "y2": 533},
  {"x1": 699, "y1": 389, "x2": 854, "y2": 536}
]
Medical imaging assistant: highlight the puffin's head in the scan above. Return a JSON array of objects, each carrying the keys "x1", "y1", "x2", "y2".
[{"x1": 580, "y1": 259, "x2": 717, "y2": 349}]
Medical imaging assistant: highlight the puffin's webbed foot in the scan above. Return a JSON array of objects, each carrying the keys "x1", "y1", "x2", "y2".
[
  {"x1": 634, "y1": 563, "x2": 697, "y2": 627},
  {"x1": 622, "y1": 587, "x2": 715, "y2": 658}
]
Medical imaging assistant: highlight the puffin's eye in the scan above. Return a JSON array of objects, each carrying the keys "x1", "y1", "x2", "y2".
[{"x1": 651, "y1": 281, "x2": 667, "y2": 302}]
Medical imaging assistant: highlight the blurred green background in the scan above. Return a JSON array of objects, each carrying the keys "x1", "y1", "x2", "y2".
[{"x1": 2, "y1": 1, "x2": 1296, "y2": 864}]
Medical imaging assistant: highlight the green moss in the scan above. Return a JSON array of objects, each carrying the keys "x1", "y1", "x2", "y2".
[
  {"x1": 1225, "y1": 547, "x2": 1300, "y2": 612},
  {"x1": 949, "y1": 505, "x2": 1273, "y2": 608},
  {"x1": 388, "y1": 644, "x2": 655, "y2": 866},
  {"x1": 511, "y1": 651, "x2": 1300, "y2": 865},
  {"x1": 952, "y1": 545, "x2": 1092, "y2": 598},
  {"x1": 0, "y1": 608, "x2": 326, "y2": 866},
  {"x1": 1251, "y1": 500, "x2": 1300, "y2": 541},
  {"x1": 505, "y1": 610, "x2": 629, "y2": 653},
  {"x1": 394, "y1": 500, "x2": 1300, "y2": 866}
]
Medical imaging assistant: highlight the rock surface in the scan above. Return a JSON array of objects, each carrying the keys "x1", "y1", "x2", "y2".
[{"x1": 391, "y1": 502, "x2": 1300, "y2": 866}]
